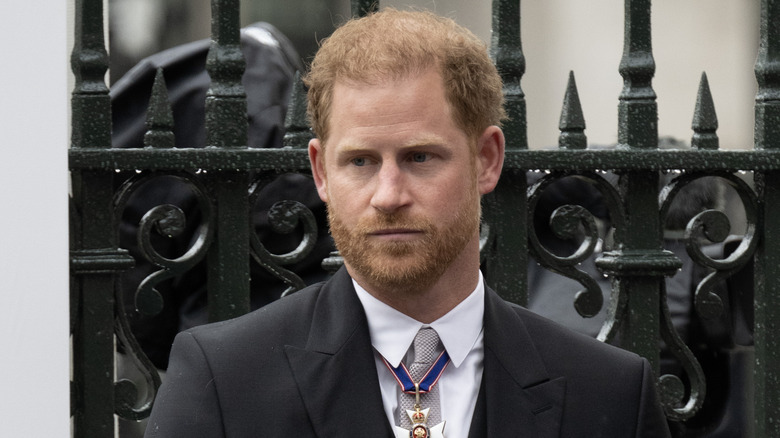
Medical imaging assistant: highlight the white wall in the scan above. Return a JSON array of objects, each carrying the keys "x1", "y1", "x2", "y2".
[{"x1": 0, "y1": 1, "x2": 70, "y2": 436}]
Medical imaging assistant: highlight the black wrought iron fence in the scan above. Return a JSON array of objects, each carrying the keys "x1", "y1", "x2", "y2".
[{"x1": 69, "y1": 0, "x2": 780, "y2": 436}]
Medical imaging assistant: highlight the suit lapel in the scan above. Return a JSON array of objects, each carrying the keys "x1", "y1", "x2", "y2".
[
  {"x1": 466, "y1": 374, "x2": 487, "y2": 438},
  {"x1": 480, "y1": 288, "x2": 565, "y2": 438},
  {"x1": 284, "y1": 268, "x2": 393, "y2": 437},
  {"x1": 283, "y1": 272, "x2": 565, "y2": 438}
]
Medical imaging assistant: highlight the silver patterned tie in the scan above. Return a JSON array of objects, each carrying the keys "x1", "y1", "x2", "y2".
[{"x1": 399, "y1": 327, "x2": 444, "y2": 428}]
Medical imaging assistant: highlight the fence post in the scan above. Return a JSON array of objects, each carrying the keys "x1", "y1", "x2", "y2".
[
  {"x1": 754, "y1": 0, "x2": 780, "y2": 435},
  {"x1": 205, "y1": 0, "x2": 251, "y2": 322},
  {"x1": 70, "y1": 0, "x2": 134, "y2": 435},
  {"x1": 608, "y1": 0, "x2": 668, "y2": 372},
  {"x1": 484, "y1": 0, "x2": 528, "y2": 306}
]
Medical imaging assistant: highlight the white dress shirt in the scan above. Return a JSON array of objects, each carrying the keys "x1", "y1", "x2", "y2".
[{"x1": 354, "y1": 273, "x2": 485, "y2": 438}]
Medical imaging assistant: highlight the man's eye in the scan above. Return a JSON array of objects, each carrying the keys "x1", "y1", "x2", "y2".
[
  {"x1": 412, "y1": 153, "x2": 429, "y2": 163},
  {"x1": 352, "y1": 157, "x2": 366, "y2": 166}
]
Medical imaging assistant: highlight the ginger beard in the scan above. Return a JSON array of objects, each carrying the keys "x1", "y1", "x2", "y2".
[{"x1": 327, "y1": 170, "x2": 481, "y2": 295}]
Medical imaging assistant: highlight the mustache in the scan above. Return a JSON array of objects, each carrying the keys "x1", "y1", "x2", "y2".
[
  {"x1": 326, "y1": 206, "x2": 434, "y2": 235},
  {"x1": 356, "y1": 212, "x2": 433, "y2": 233}
]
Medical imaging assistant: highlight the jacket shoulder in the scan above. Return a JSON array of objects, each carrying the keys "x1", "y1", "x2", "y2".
[
  {"x1": 497, "y1": 299, "x2": 670, "y2": 436},
  {"x1": 508, "y1": 300, "x2": 644, "y2": 367},
  {"x1": 184, "y1": 280, "x2": 327, "y2": 350}
]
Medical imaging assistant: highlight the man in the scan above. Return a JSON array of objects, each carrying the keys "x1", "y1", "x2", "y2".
[{"x1": 145, "y1": 9, "x2": 671, "y2": 437}]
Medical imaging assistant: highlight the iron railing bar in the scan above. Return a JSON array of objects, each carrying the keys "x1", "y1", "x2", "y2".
[
  {"x1": 204, "y1": 0, "x2": 252, "y2": 322},
  {"x1": 70, "y1": 148, "x2": 780, "y2": 172},
  {"x1": 70, "y1": 0, "x2": 111, "y2": 150},
  {"x1": 753, "y1": 0, "x2": 780, "y2": 435},
  {"x1": 483, "y1": 0, "x2": 528, "y2": 305},
  {"x1": 205, "y1": 0, "x2": 247, "y2": 149},
  {"x1": 490, "y1": 0, "x2": 527, "y2": 149},
  {"x1": 614, "y1": 0, "x2": 664, "y2": 381},
  {"x1": 503, "y1": 149, "x2": 780, "y2": 171},
  {"x1": 70, "y1": 0, "x2": 121, "y2": 434}
]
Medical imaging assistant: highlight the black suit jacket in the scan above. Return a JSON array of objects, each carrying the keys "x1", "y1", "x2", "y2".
[{"x1": 145, "y1": 268, "x2": 671, "y2": 437}]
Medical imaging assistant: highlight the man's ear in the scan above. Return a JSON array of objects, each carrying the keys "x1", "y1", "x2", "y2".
[
  {"x1": 308, "y1": 138, "x2": 329, "y2": 203},
  {"x1": 476, "y1": 125, "x2": 505, "y2": 195}
]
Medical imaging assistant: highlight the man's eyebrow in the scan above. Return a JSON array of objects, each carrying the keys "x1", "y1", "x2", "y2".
[
  {"x1": 332, "y1": 143, "x2": 370, "y2": 154},
  {"x1": 402, "y1": 135, "x2": 448, "y2": 149}
]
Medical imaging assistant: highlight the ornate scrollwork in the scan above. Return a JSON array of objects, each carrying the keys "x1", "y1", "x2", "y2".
[
  {"x1": 656, "y1": 278, "x2": 706, "y2": 421},
  {"x1": 662, "y1": 172, "x2": 758, "y2": 322},
  {"x1": 114, "y1": 281, "x2": 162, "y2": 421},
  {"x1": 527, "y1": 171, "x2": 626, "y2": 328},
  {"x1": 116, "y1": 172, "x2": 215, "y2": 317},
  {"x1": 249, "y1": 173, "x2": 319, "y2": 297},
  {"x1": 112, "y1": 170, "x2": 214, "y2": 420},
  {"x1": 656, "y1": 171, "x2": 759, "y2": 420}
]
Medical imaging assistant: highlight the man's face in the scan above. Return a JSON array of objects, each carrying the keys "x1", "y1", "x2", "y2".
[{"x1": 309, "y1": 68, "x2": 494, "y2": 295}]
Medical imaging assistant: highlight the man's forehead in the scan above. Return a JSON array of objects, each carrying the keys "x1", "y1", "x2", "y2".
[
  {"x1": 328, "y1": 70, "x2": 450, "y2": 119},
  {"x1": 329, "y1": 134, "x2": 451, "y2": 152}
]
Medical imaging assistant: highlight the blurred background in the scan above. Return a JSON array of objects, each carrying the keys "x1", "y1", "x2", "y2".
[{"x1": 108, "y1": 0, "x2": 759, "y2": 150}]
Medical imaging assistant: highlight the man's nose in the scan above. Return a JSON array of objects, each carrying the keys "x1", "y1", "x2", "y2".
[{"x1": 370, "y1": 162, "x2": 410, "y2": 214}]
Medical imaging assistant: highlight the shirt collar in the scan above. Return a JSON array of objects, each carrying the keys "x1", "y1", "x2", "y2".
[{"x1": 353, "y1": 272, "x2": 485, "y2": 369}]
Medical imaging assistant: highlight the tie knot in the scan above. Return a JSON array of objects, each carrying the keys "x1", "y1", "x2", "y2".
[{"x1": 412, "y1": 327, "x2": 441, "y2": 366}]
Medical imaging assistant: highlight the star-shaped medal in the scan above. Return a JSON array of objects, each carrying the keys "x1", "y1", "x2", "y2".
[{"x1": 392, "y1": 408, "x2": 446, "y2": 438}]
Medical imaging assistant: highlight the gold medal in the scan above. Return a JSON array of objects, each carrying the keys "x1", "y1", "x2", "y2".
[
  {"x1": 393, "y1": 383, "x2": 446, "y2": 438},
  {"x1": 408, "y1": 407, "x2": 430, "y2": 438}
]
